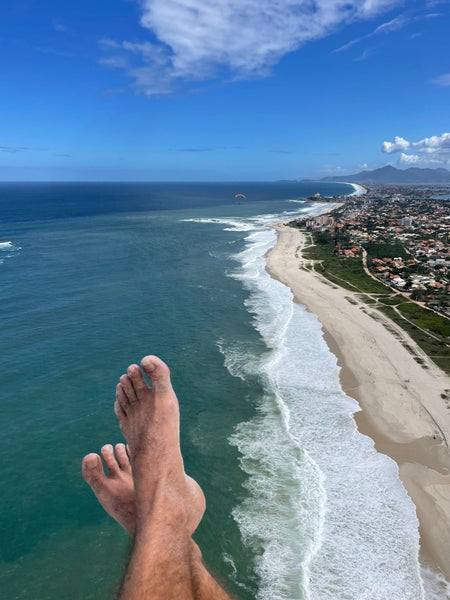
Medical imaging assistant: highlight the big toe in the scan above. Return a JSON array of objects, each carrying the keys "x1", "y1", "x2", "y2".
[
  {"x1": 82, "y1": 453, "x2": 105, "y2": 490},
  {"x1": 141, "y1": 355, "x2": 172, "y2": 394}
]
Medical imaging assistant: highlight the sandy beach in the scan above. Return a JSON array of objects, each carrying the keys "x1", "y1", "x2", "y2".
[{"x1": 266, "y1": 222, "x2": 450, "y2": 580}]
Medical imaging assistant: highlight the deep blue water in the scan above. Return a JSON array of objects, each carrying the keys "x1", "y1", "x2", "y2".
[
  {"x1": 0, "y1": 182, "x2": 439, "y2": 600},
  {"x1": 0, "y1": 181, "x2": 351, "y2": 223}
]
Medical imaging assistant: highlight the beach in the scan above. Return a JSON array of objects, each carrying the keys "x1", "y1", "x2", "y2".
[{"x1": 266, "y1": 222, "x2": 450, "y2": 581}]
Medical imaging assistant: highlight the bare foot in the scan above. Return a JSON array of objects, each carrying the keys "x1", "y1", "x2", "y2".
[
  {"x1": 82, "y1": 443, "x2": 136, "y2": 535},
  {"x1": 114, "y1": 355, "x2": 205, "y2": 535},
  {"x1": 82, "y1": 443, "x2": 205, "y2": 537}
]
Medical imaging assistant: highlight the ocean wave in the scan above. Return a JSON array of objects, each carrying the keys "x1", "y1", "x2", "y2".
[
  {"x1": 181, "y1": 217, "x2": 256, "y2": 232},
  {"x1": 421, "y1": 566, "x2": 450, "y2": 599},
  {"x1": 0, "y1": 240, "x2": 21, "y2": 251},
  {"x1": 0, "y1": 240, "x2": 21, "y2": 264},
  {"x1": 185, "y1": 204, "x2": 447, "y2": 598},
  {"x1": 220, "y1": 220, "x2": 428, "y2": 599}
]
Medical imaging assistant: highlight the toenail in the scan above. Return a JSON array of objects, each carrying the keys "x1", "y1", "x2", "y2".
[{"x1": 85, "y1": 455, "x2": 98, "y2": 468}]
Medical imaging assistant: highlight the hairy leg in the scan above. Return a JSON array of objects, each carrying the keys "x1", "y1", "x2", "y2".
[
  {"x1": 82, "y1": 441, "x2": 234, "y2": 599},
  {"x1": 112, "y1": 355, "x2": 233, "y2": 600}
]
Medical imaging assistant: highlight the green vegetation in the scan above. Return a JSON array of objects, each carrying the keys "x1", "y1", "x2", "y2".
[
  {"x1": 364, "y1": 241, "x2": 408, "y2": 261},
  {"x1": 395, "y1": 302, "x2": 450, "y2": 338},
  {"x1": 302, "y1": 230, "x2": 450, "y2": 375},
  {"x1": 378, "y1": 295, "x2": 405, "y2": 306},
  {"x1": 376, "y1": 304, "x2": 449, "y2": 374},
  {"x1": 304, "y1": 232, "x2": 387, "y2": 293}
]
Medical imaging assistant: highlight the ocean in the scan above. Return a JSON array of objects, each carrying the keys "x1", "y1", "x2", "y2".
[{"x1": 0, "y1": 182, "x2": 446, "y2": 599}]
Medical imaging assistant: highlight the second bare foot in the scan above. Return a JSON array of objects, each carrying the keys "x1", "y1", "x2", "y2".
[
  {"x1": 82, "y1": 443, "x2": 136, "y2": 535},
  {"x1": 82, "y1": 442, "x2": 205, "y2": 536}
]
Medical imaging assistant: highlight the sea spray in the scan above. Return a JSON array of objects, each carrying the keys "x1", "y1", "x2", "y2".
[{"x1": 212, "y1": 215, "x2": 426, "y2": 599}]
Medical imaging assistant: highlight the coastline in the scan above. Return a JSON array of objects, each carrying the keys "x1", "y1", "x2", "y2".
[
  {"x1": 347, "y1": 182, "x2": 367, "y2": 196},
  {"x1": 319, "y1": 181, "x2": 367, "y2": 196},
  {"x1": 265, "y1": 222, "x2": 450, "y2": 582}
]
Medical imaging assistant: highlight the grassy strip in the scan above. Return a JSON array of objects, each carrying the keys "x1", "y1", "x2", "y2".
[
  {"x1": 377, "y1": 306, "x2": 449, "y2": 375},
  {"x1": 396, "y1": 302, "x2": 450, "y2": 339},
  {"x1": 378, "y1": 296, "x2": 405, "y2": 306}
]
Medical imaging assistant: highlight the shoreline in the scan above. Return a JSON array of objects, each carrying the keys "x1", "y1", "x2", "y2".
[
  {"x1": 265, "y1": 222, "x2": 450, "y2": 583},
  {"x1": 347, "y1": 182, "x2": 367, "y2": 196}
]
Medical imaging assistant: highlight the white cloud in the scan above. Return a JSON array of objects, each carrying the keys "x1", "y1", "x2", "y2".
[
  {"x1": 399, "y1": 153, "x2": 420, "y2": 164},
  {"x1": 101, "y1": 0, "x2": 403, "y2": 95},
  {"x1": 381, "y1": 132, "x2": 450, "y2": 167},
  {"x1": 431, "y1": 73, "x2": 450, "y2": 86},
  {"x1": 382, "y1": 136, "x2": 410, "y2": 153},
  {"x1": 412, "y1": 132, "x2": 450, "y2": 154}
]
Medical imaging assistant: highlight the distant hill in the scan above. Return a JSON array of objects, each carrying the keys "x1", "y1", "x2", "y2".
[{"x1": 320, "y1": 165, "x2": 450, "y2": 184}]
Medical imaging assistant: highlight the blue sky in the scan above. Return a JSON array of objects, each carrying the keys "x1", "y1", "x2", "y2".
[{"x1": 1, "y1": 0, "x2": 449, "y2": 181}]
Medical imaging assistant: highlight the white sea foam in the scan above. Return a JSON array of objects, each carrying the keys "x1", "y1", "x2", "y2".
[
  {"x1": 186, "y1": 208, "x2": 449, "y2": 598},
  {"x1": 0, "y1": 240, "x2": 20, "y2": 251},
  {"x1": 181, "y1": 217, "x2": 255, "y2": 231},
  {"x1": 421, "y1": 566, "x2": 450, "y2": 599},
  {"x1": 0, "y1": 240, "x2": 21, "y2": 263}
]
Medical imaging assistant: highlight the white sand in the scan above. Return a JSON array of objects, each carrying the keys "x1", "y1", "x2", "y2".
[{"x1": 266, "y1": 223, "x2": 450, "y2": 578}]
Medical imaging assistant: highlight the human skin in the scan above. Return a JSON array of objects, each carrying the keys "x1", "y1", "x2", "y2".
[{"x1": 82, "y1": 355, "x2": 233, "y2": 600}]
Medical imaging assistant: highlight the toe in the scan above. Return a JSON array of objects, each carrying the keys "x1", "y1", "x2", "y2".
[
  {"x1": 82, "y1": 453, "x2": 106, "y2": 490},
  {"x1": 101, "y1": 444, "x2": 119, "y2": 474},
  {"x1": 116, "y1": 384, "x2": 129, "y2": 414},
  {"x1": 119, "y1": 374, "x2": 138, "y2": 404},
  {"x1": 127, "y1": 364, "x2": 148, "y2": 398},
  {"x1": 115, "y1": 443, "x2": 131, "y2": 471},
  {"x1": 141, "y1": 355, "x2": 172, "y2": 394}
]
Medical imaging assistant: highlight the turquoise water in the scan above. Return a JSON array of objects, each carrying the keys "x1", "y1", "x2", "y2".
[{"x1": 0, "y1": 182, "x2": 443, "y2": 599}]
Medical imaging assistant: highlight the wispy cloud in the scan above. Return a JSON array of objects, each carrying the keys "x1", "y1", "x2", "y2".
[
  {"x1": 334, "y1": 10, "x2": 440, "y2": 54},
  {"x1": 270, "y1": 149, "x2": 293, "y2": 154},
  {"x1": 373, "y1": 14, "x2": 408, "y2": 34},
  {"x1": 179, "y1": 147, "x2": 214, "y2": 153},
  {"x1": 52, "y1": 19, "x2": 68, "y2": 33},
  {"x1": 353, "y1": 47, "x2": 375, "y2": 61},
  {"x1": 382, "y1": 132, "x2": 450, "y2": 166},
  {"x1": 0, "y1": 145, "x2": 29, "y2": 153},
  {"x1": 0, "y1": 145, "x2": 51, "y2": 154},
  {"x1": 431, "y1": 73, "x2": 450, "y2": 86},
  {"x1": 100, "y1": 0, "x2": 404, "y2": 96},
  {"x1": 36, "y1": 46, "x2": 75, "y2": 58}
]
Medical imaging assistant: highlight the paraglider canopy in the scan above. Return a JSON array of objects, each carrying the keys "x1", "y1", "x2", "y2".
[{"x1": 235, "y1": 193, "x2": 246, "y2": 199}]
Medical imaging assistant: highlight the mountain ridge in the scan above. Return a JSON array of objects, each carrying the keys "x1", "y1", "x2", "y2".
[{"x1": 317, "y1": 165, "x2": 450, "y2": 184}]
